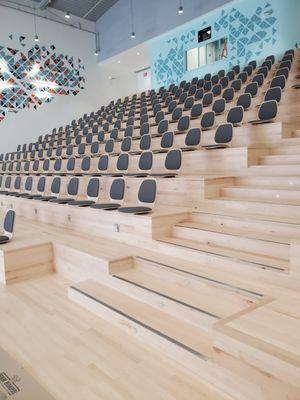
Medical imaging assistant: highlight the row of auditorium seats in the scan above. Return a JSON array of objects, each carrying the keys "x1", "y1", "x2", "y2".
[{"x1": 0, "y1": 175, "x2": 156, "y2": 214}]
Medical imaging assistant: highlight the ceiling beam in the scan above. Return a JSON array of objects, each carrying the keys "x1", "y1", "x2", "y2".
[{"x1": 82, "y1": 0, "x2": 102, "y2": 19}]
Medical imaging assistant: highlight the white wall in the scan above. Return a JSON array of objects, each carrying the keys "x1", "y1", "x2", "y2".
[{"x1": 0, "y1": 4, "x2": 103, "y2": 153}]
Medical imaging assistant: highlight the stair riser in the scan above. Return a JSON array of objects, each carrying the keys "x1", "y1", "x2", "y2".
[
  {"x1": 189, "y1": 213, "x2": 300, "y2": 241},
  {"x1": 196, "y1": 201, "x2": 300, "y2": 224},
  {"x1": 260, "y1": 155, "x2": 300, "y2": 165},
  {"x1": 221, "y1": 187, "x2": 300, "y2": 204},
  {"x1": 247, "y1": 165, "x2": 300, "y2": 176},
  {"x1": 270, "y1": 146, "x2": 300, "y2": 155},
  {"x1": 172, "y1": 226, "x2": 289, "y2": 260},
  {"x1": 235, "y1": 177, "x2": 300, "y2": 190}
]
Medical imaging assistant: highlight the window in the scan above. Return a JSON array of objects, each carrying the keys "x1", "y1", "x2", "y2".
[{"x1": 186, "y1": 37, "x2": 228, "y2": 71}]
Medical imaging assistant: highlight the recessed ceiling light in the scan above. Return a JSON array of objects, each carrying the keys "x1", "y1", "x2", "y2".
[
  {"x1": 131, "y1": 32, "x2": 136, "y2": 39},
  {"x1": 34, "y1": 34, "x2": 39, "y2": 42},
  {"x1": 94, "y1": 50, "x2": 99, "y2": 56},
  {"x1": 65, "y1": 11, "x2": 70, "y2": 19},
  {"x1": 117, "y1": 60, "x2": 121, "y2": 64},
  {"x1": 178, "y1": 5, "x2": 183, "y2": 14},
  {"x1": 137, "y1": 52, "x2": 140, "y2": 56}
]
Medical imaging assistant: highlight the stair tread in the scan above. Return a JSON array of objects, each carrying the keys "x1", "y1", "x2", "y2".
[
  {"x1": 71, "y1": 279, "x2": 213, "y2": 356},
  {"x1": 175, "y1": 220, "x2": 290, "y2": 244},
  {"x1": 115, "y1": 265, "x2": 257, "y2": 319},
  {"x1": 197, "y1": 199, "x2": 300, "y2": 224},
  {"x1": 160, "y1": 236, "x2": 288, "y2": 270}
]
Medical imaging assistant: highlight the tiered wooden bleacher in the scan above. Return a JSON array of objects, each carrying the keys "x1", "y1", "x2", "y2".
[{"x1": 0, "y1": 49, "x2": 299, "y2": 400}]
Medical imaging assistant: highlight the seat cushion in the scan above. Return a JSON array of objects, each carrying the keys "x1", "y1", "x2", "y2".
[
  {"x1": 26, "y1": 194, "x2": 42, "y2": 199},
  {"x1": 16, "y1": 193, "x2": 31, "y2": 198},
  {"x1": 49, "y1": 197, "x2": 74, "y2": 204},
  {"x1": 0, "y1": 235, "x2": 10, "y2": 244},
  {"x1": 118, "y1": 206, "x2": 152, "y2": 214},
  {"x1": 0, "y1": 191, "x2": 8, "y2": 195},
  {"x1": 34, "y1": 196, "x2": 57, "y2": 201},
  {"x1": 68, "y1": 200, "x2": 95, "y2": 207},
  {"x1": 6, "y1": 192, "x2": 19, "y2": 196},
  {"x1": 150, "y1": 173, "x2": 177, "y2": 178},
  {"x1": 90, "y1": 203, "x2": 120, "y2": 210}
]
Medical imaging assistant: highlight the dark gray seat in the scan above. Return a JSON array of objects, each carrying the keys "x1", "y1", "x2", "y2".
[
  {"x1": 222, "y1": 87, "x2": 235, "y2": 102},
  {"x1": 227, "y1": 106, "x2": 244, "y2": 126},
  {"x1": 176, "y1": 115, "x2": 190, "y2": 133},
  {"x1": 270, "y1": 75, "x2": 286, "y2": 90},
  {"x1": 212, "y1": 98, "x2": 226, "y2": 115},
  {"x1": 245, "y1": 82, "x2": 258, "y2": 97},
  {"x1": 26, "y1": 177, "x2": 46, "y2": 199},
  {"x1": 182, "y1": 128, "x2": 201, "y2": 151},
  {"x1": 202, "y1": 92, "x2": 213, "y2": 107},
  {"x1": 15, "y1": 177, "x2": 33, "y2": 197},
  {"x1": 151, "y1": 149, "x2": 182, "y2": 178},
  {"x1": 0, "y1": 177, "x2": 12, "y2": 195},
  {"x1": 7, "y1": 176, "x2": 21, "y2": 196},
  {"x1": 126, "y1": 151, "x2": 153, "y2": 177},
  {"x1": 49, "y1": 177, "x2": 79, "y2": 204},
  {"x1": 118, "y1": 179, "x2": 156, "y2": 215},
  {"x1": 236, "y1": 93, "x2": 252, "y2": 110},
  {"x1": 203, "y1": 123, "x2": 233, "y2": 150},
  {"x1": 201, "y1": 111, "x2": 215, "y2": 130},
  {"x1": 0, "y1": 210, "x2": 15, "y2": 244},
  {"x1": 68, "y1": 178, "x2": 100, "y2": 207},
  {"x1": 90, "y1": 178, "x2": 124, "y2": 210},
  {"x1": 35, "y1": 177, "x2": 61, "y2": 201},
  {"x1": 191, "y1": 103, "x2": 202, "y2": 119},
  {"x1": 264, "y1": 87, "x2": 282, "y2": 103},
  {"x1": 249, "y1": 100, "x2": 278, "y2": 124}
]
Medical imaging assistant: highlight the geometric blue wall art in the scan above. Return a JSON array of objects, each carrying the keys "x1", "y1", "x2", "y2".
[
  {"x1": 150, "y1": 0, "x2": 299, "y2": 89},
  {"x1": 0, "y1": 39, "x2": 85, "y2": 122}
]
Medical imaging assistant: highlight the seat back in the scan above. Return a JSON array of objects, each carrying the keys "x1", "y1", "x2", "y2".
[
  {"x1": 140, "y1": 134, "x2": 151, "y2": 151},
  {"x1": 139, "y1": 151, "x2": 153, "y2": 171},
  {"x1": 165, "y1": 149, "x2": 182, "y2": 171},
  {"x1": 138, "y1": 180, "x2": 156, "y2": 204},
  {"x1": 236, "y1": 93, "x2": 252, "y2": 110},
  {"x1": 68, "y1": 177, "x2": 79, "y2": 197},
  {"x1": 161, "y1": 131, "x2": 174, "y2": 149},
  {"x1": 87, "y1": 178, "x2": 100, "y2": 199},
  {"x1": 177, "y1": 116, "x2": 190, "y2": 132},
  {"x1": 37, "y1": 176, "x2": 46, "y2": 194},
  {"x1": 110, "y1": 178, "x2": 125, "y2": 201},
  {"x1": 185, "y1": 128, "x2": 201, "y2": 147},
  {"x1": 51, "y1": 177, "x2": 61, "y2": 195},
  {"x1": 158, "y1": 119, "x2": 169, "y2": 135},
  {"x1": 212, "y1": 98, "x2": 226, "y2": 115},
  {"x1": 227, "y1": 106, "x2": 244, "y2": 125},
  {"x1": 3, "y1": 210, "x2": 15, "y2": 237},
  {"x1": 81, "y1": 156, "x2": 91, "y2": 173},
  {"x1": 215, "y1": 123, "x2": 233, "y2": 144},
  {"x1": 191, "y1": 103, "x2": 202, "y2": 118},
  {"x1": 258, "y1": 100, "x2": 278, "y2": 121},
  {"x1": 98, "y1": 155, "x2": 109, "y2": 172},
  {"x1": 116, "y1": 153, "x2": 129, "y2": 172},
  {"x1": 264, "y1": 87, "x2": 282, "y2": 103},
  {"x1": 121, "y1": 137, "x2": 132, "y2": 152},
  {"x1": 201, "y1": 111, "x2": 215, "y2": 129}
]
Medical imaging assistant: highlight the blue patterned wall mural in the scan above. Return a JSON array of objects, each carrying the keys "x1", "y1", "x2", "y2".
[
  {"x1": 0, "y1": 35, "x2": 85, "y2": 122},
  {"x1": 151, "y1": 0, "x2": 299, "y2": 88}
]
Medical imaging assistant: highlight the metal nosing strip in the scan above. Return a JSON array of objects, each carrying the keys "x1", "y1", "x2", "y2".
[
  {"x1": 70, "y1": 286, "x2": 208, "y2": 360},
  {"x1": 113, "y1": 275, "x2": 220, "y2": 319},
  {"x1": 134, "y1": 255, "x2": 264, "y2": 297}
]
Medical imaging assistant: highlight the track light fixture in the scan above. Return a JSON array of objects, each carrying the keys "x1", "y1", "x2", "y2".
[
  {"x1": 130, "y1": 0, "x2": 136, "y2": 39},
  {"x1": 33, "y1": 7, "x2": 39, "y2": 42},
  {"x1": 178, "y1": 0, "x2": 183, "y2": 14},
  {"x1": 65, "y1": 11, "x2": 70, "y2": 19},
  {"x1": 94, "y1": 50, "x2": 99, "y2": 56}
]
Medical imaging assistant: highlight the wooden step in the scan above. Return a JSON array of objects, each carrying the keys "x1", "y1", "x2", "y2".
[
  {"x1": 221, "y1": 186, "x2": 300, "y2": 205},
  {"x1": 235, "y1": 176, "x2": 300, "y2": 190},
  {"x1": 159, "y1": 236, "x2": 289, "y2": 271},
  {"x1": 259, "y1": 154, "x2": 300, "y2": 165},
  {"x1": 172, "y1": 223, "x2": 289, "y2": 260},
  {"x1": 280, "y1": 137, "x2": 300, "y2": 146},
  {"x1": 270, "y1": 145, "x2": 300, "y2": 155},
  {"x1": 197, "y1": 198, "x2": 300, "y2": 224},
  {"x1": 248, "y1": 164, "x2": 300, "y2": 176},
  {"x1": 114, "y1": 258, "x2": 259, "y2": 319},
  {"x1": 188, "y1": 212, "x2": 300, "y2": 243},
  {"x1": 69, "y1": 279, "x2": 214, "y2": 358}
]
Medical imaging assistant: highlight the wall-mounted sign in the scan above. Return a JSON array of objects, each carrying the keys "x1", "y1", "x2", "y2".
[{"x1": 198, "y1": 27, "x2": 212, "y2": 43}]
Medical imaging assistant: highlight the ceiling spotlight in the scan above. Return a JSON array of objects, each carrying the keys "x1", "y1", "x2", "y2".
[
  {"x1": 117, "y1": 60, "x2": 121, "y2": 64},
  {"x1": 65, "y1": 11, "x2": 70, "y2": 19},
  {"x1": 137, "y1": 52, "x2": 140, "y2": 56},
  {"x1": 94, "y1": 50, "x2": 99, "y2": 56},
  {"x1": 178, "y1": 5, "x2": 183, "y2": 14},
  {"x1": 131, "y1": 32, "x2": 136, "y2": 39},
  {"x1": 34, "y1": 34, "x2": 39, "y2": 42}
]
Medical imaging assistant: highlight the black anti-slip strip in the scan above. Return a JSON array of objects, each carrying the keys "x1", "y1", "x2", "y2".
[
  {"x1": 113, "y1": 275, "x2": 220, "y2": 319},
  {"x1": 70, "y1": 285, "x2": 208, "y2": 360},
  {"x1": 135, "y1": 256, "x2": 263, "y2": 297}
]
